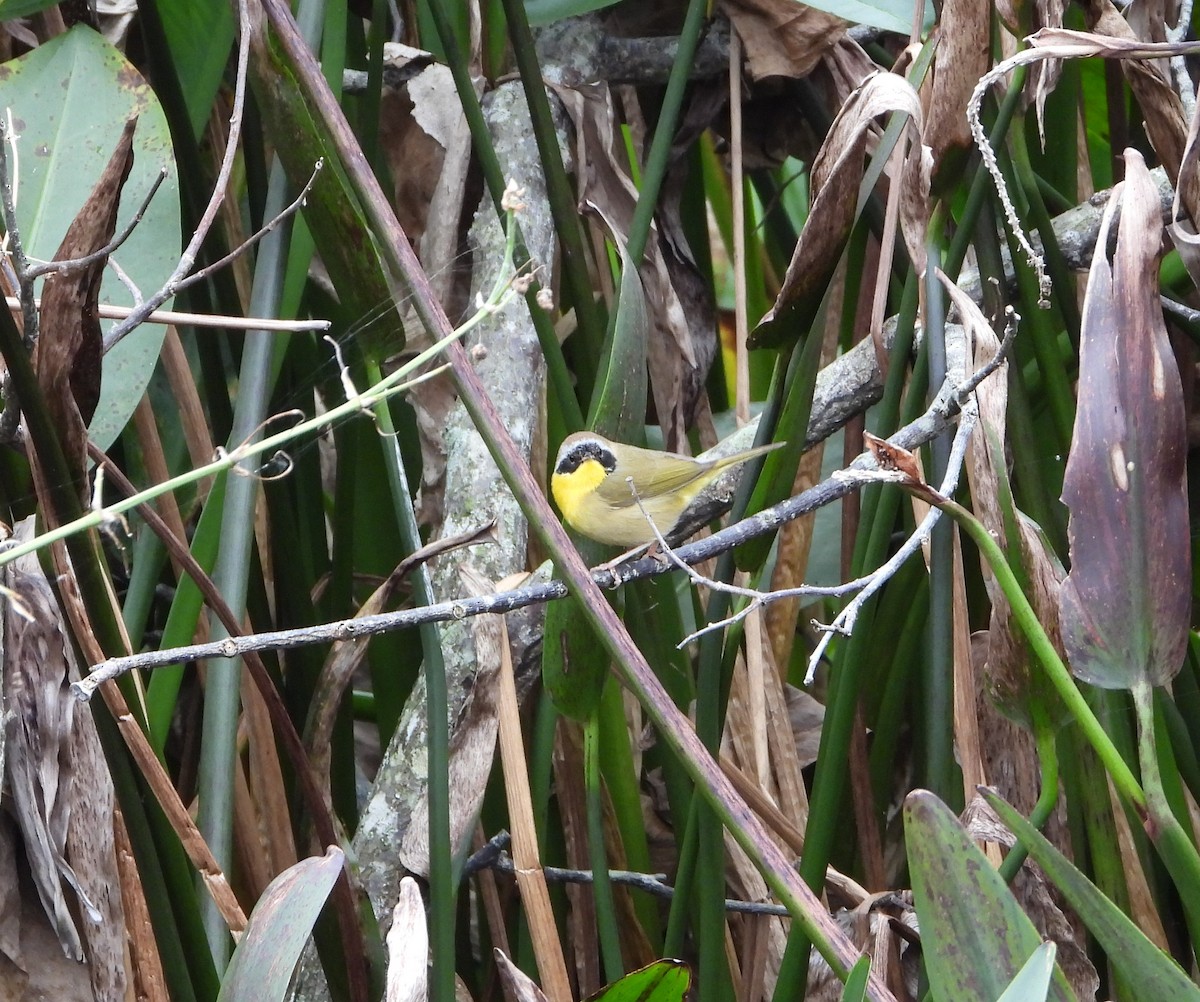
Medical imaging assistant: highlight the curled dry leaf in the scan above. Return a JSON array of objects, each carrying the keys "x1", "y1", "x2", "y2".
[
  {"x1": 1034, "y1": 20, "x2": 1196, "y2": 217},
  {"x1": 1169, "y1": 49, "x2": 1200, "y2": 286},
  {"x1": 752, "y1": 72, "x2": 930, "y2": 348},
  {"x1": 1060, "y1": 149, "x2": 1190, "y2": 689},
  {"x1": 33, "y1": 116, "x2": 136, "y2": 497},
  {"x1": 718, "y1": 0, "x2": 848, "y2": 81},
  {"x1": 863, "y1": 431, "x2": 921, "y2": 481},
  {"x1": 992, "y1": 0, "x2": 1067, "y2": 148},
  {"x1": 493, "y1": 948, "x2": 550, "y2": 1002},
  {"x1": 385, "y1": 877, "x2": 429, "y2": 1002}
]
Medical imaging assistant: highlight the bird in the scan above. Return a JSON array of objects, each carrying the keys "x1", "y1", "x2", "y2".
[{"x1": 550, "y1": 431, "x2": 783, "y2": 548}]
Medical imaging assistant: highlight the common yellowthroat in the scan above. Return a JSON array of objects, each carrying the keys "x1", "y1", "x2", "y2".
[{"x1": 551, "y1": 431, "x2": 783, "y2": 547}]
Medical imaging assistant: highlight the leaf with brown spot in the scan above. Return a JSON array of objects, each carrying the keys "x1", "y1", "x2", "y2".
[
  {"x1": 1059, "y1": 149, "x2": 1190, "y2": 689},
  {"x1": 33, "y1": 116, "x2": 136, "y2": 493}
]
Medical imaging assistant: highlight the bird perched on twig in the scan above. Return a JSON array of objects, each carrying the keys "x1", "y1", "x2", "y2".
[{"x1": 550, "y1": 431, "x2": 783, "y2": 548}]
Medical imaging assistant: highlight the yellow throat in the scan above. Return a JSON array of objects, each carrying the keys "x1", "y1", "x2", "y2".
[{"x1": 551, "y1": 457, "x2": 609, "y2": 527}]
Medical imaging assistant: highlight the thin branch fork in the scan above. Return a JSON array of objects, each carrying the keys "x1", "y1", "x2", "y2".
[{"x1": 22, "y1": 166, "x2": 169, "y2": 280}]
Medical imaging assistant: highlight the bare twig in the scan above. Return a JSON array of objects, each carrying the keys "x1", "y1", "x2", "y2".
[
  {"x1": 805, "y1": 407, "x2": 977, "y2": 683},
  {"x1": 624, "y1": 483, "x2": 874, "y2": 649},
  {"x1": 25, "y1": 167, "x2": 169, "y2": 280},
  {"x1": 0, "y1": 110, "x2": 36, "y2": 344},
  {"x1": 164, "y1": 161, "x2": 324, "y2": 302},
  {"x1": 481, "y1": 844, "x2": 796, "y2": 917},
  {"x1": 464, "y1": 830, "x2": 879, "y2": 917},
  {"x1": 3, "y1": 297, "x2": 330, "y2": 333},
  {"x1": 801, "y1": 307, "x2": 1017, "y2": 682},
  {"x1": 104, "y1": 0, "x2": 253, "y2": 349}
]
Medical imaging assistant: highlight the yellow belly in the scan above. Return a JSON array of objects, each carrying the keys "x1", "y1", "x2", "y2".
[
  {"x1": 552, "y1": 463, "x2": 690, "y2": 547},
  {"x1": 566, "y1": 490, "x2": 688, "y2": 547}
]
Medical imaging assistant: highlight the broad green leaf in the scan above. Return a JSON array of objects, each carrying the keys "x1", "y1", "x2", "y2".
[
  {"x1": 985, "y1": 791, "x2": 1200, "y2": 1002},
  {"x1": 803, "y1": 0, "x2": 922, "y2": 34},
  {"x1": 0, "y1": 25, "x2": 180, "y2": 451},
  {"x1": 157, "y1": 0, "x2": 236, "y2": 139},
  {"x1": 839, "y1": 956, "x2": 871, "y2": 1002},
  {"x1": 1059, "y1": 150, "x2": 1190, "y2": 688},
  {"x1": 996, "y1": 942, "x2": 1057, "y2": 1002},
  {"x1": 217, "y1": 846, "x2": 346, "y2": 1002},
  {"x1": 585, "y1": 959, "x2": 691, "y2": 1002},
  {"x1": 903, "y1": 790, "x2": 1074, "y2": 1002}
]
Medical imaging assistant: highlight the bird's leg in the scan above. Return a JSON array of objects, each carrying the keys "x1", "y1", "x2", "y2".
[{"x1": 593, "y1": 541, "x2": 657, "y2": 573}]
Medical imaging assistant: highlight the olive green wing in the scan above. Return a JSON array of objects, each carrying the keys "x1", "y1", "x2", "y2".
[{"x1": 593, "y1": 452, "x2": 708, "y2": 508}]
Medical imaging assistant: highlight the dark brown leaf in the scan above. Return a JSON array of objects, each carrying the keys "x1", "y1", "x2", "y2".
[
  {"x1": 1059, "y1": 149, "x2": 1190, "y2": 688},
  {"x1": 924, "y1": 0, "x2": 989, "y2": 172},
  {"x1": 33, "y1": 116, "x2": 136, "y2": 492},
  {"x1": 719, "y1": 0, "x2": 848, "y2": 81}
]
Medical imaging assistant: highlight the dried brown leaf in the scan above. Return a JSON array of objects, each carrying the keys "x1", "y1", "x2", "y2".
[
  {"x1": 494, "y1": 948, "x2": 550, "y2": 1002},
  {"x1": 785, "y1": 684, "x2": 826, "y2": 769},
  {"x1": 4, "y1": 550, "x2": 89, "y2": 960},
  {"x1": 33, "y1": 117, "x2": 136, "y2": 491},
  {"x1": 385, "y1": 877, "x2": 429, "y2": 1002},
  {"x1": 552, "y1": 81, "x2": 713, "y2": 446},
  {"x1": 924, "y1": 0, "x2": 990, "y2": 168},
  {"x1": 753, "y1": 72, "x2": 929, "y2": 348},
  {"x1": 2, "y1": 520, "x2": 125, "y2": 995},
  {"x1": 1060, "y1": 13, "x2": 1195, "y2": 213},
  {"x1": 941, "y1": 270, "x2": 1066, "y2": 725},
  {"x1": 1170, "y1": 63, "x2": 1200, "y2": 283},
  {"x1": 64, "y1": 680, "x2": 127, "y2": 1001},
  {"x1": 0, "y1": 816, "x2": 20, "y2": 963},
  {"x1": 719, "y1": 0, "x2": 848, "y2": 80}
]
